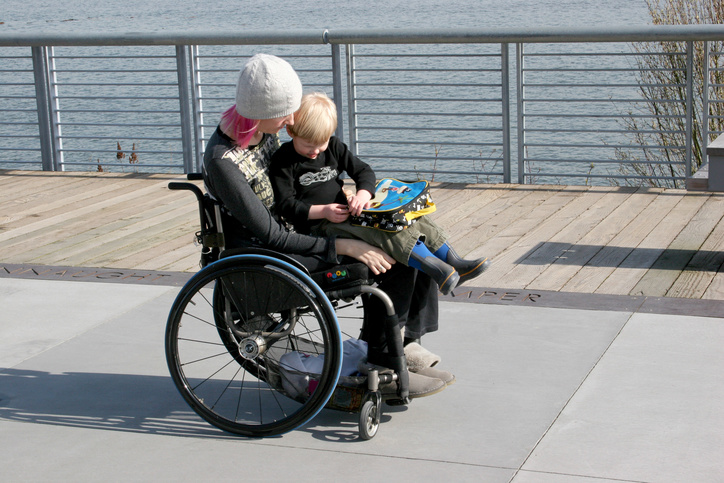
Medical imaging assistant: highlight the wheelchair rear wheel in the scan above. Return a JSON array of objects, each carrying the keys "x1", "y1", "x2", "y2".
[{"x1": 165, "y1": 255, "x2": 343, "y2": 437}]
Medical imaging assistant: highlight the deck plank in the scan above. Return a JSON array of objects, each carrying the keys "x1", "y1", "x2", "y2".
[
  {"x1": 465, "y1": 185, "x2": 586, "y2": 261},
  {"x1": 528, "y1": 188, "x2": 659, "y2": 292},
  {"x1": 494, "y1": 187, "x2": 632, "y2": 289},
  {"x1": 667, "y1": 238, "x2": 724, "y2": 298},
  {"x1": 2, "y1": 170, "x2": 724, "y2": 300},
  {"x1": 119, "y1": 231, "x2": 202, "y2": 272},
  {"x1": 474, "y1": 187, "x2": 612, "y2": 288},
  {"x1": 77, "y1": 212, "x2": 198, "y2": 268},
  {"x1": 630, "y1": 193, "x2": 724, "y2": 297},
  {"x1": 37, "y1": 202, "x2": 197, "y2": 267},
  {"x1": 703, "y1": 269, "x2": 724, "y2": 300},
  {"x1": 0, "y1": 176, "x2": 145, "y2": 228},
  {"x1": 449, "y1": 186, "x2": 567, "y2": 257},
  {"x1": 2, "y1": 188, "x2": 188, "y2": 260},
  {"x1": 561, "y1": 188, "x2": 680, "y2": 294},
  {"x1": 661, "y1": 194, "x2": 724, "y2": 298},
  {"x1": 0, "y1": 175, "x2": 176, "y2": 244},
  {"x1": 442, "y1": 186, "x2": 556, "y2": 254},
  {"x1": 596, "y1": 192, "x2": 711, "y2": 296},
  {"x1": 431, "y1": 184, "x2": 508, "y2": 231}
]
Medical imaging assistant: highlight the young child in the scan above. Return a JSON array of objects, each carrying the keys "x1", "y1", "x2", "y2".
[{"x1": 270, "y1": 92, "x2": 489, "y2": 295}]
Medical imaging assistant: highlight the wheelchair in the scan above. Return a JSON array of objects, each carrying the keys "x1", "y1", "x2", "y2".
[{"x1": 165, "y1": 175, "x2": 411, "y2": 440}]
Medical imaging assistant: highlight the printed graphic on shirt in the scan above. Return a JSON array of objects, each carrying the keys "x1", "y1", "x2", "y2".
[
  {"x1": 299, "y1": 166, "x2": 339, "y2": 187},
  {"x1": 224, "y1": 135, "x2": 280, "y2": 209}
]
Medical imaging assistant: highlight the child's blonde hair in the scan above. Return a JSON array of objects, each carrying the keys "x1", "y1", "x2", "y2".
[{"x1": 287, "y1": 92, "x2": 337, "y2": 144}]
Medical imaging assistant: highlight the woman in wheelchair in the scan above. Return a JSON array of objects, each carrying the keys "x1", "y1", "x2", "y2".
[{"x1": 201, "y1": 53, "x2": 453, "y2": 402}]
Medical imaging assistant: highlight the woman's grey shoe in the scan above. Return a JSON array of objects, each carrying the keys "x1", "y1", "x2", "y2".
[
  {"x1": 415, "y1": 366, "x2": 455, "y2": 385},
  {"x1": 358, "y1": 360, "x2": 447, "y2": 400},
  {"x1": 380, "y1": 371, "x2": 447, "y2": 400},
  {"x1": 404, "y1": 342, "x2": 441, "y2": 372},
  {"x1": 403, "y1": 342, "x2": 455, "y2": 385}
]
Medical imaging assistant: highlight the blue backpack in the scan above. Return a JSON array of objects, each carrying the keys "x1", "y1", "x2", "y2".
[{"x1": 350, "y1": 178, "x2": 436, "y2": 232}]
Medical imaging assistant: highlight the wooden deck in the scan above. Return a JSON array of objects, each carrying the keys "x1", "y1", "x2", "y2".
[{"x1": 2, "y1": 170, "x2": 724, "y2": 300}]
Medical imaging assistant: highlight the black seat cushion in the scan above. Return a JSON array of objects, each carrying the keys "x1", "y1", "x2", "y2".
[
  {"x1": 219, "y1": 247, "x2": 372, "y2": 292},
  {"x1": 310, "y1": 262, "x2": 373, "y2": 291}
]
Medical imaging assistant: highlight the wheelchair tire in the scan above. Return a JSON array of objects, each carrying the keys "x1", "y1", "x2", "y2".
[{"x1": 165, "y1": 254, "x2": 343, "y2": 437}]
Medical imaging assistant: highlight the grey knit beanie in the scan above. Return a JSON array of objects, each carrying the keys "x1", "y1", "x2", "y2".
[{"x1": 235, "y1": 54, "x2": 303, "y2": 120}]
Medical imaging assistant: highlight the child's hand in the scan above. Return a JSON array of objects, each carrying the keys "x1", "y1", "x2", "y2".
[
  {"x1": 347, "y1": 189, "x2": 372, "y2": 217},
  {"x1": 342, "y1": 187, "x2": 355, "y2": 201},
  {"x1": 323, "y1": 203, "x2": 350, "y2": 223}
]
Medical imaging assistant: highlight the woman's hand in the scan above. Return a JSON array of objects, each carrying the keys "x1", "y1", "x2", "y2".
[
  {"x1": 347, "y1": 189, "x2": 372, "y2": 217},
  {"x1": 335, "y1": 238, "x2": 395, "y2": 275}
]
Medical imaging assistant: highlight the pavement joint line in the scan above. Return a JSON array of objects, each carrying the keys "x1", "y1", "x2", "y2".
[
  {"x1": 511, "y1": 308, "x2": 636, "y2": 481},
  {"x1": 2, "y1": 262, "x2": 723, "y2": 318}
]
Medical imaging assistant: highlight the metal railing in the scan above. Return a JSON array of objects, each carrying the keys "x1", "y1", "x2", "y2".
[
  {"x1": 518, "y1": 42, "x2": 693, "y2": 185},
  {"x1": 1, "y1": 26, "x2": 723, "y2": 186}
]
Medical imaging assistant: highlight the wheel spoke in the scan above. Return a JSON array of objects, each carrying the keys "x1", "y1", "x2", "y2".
[{"x1": 165, "y1": 258, "x2": 342, "y2": 437}]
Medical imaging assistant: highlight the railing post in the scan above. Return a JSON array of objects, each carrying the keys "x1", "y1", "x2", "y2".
[
  {"x1": 516, "y1": 43, "x2": 525, "y2": 184},
  {"x1": 501, "y1": 42, "x2": 511, "y2": 184},
  {"x1": 46, "y1": 46, "x2": 63, "y2": 171},
  {"x1": 176, "y1": 45, "x2": 195, "y2": 173},
  {"x1": 190, "y1": 45, "x2": 205, "y2": 173},
  {"x1": 331, "y1": 43, "x2": 345, "y2": 143},
  {"x1": 685, "y1": 40, "x2": 694, "y2": 177},
  {"x1": 345, "y1": 43, "x2": 358, "y2": 156},
  {"x1": 31, "y1": 46, "x2": 54, "y2": 171},
  {"x1": 703, "y1": 41, "x2": 711, "y2": 151}
]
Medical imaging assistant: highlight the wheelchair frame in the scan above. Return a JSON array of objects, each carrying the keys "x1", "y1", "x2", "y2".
[{"x1": 165, "y1": 176, "x2": 410, "y2": 440}]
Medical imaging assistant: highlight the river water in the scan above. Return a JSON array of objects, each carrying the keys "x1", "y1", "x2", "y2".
[
  {"x1": 1, "y1": 0, "x2": 652, "y2": 32},
  {"x1": 1, "y1": 0, "x2": 655, "y2": 180}
]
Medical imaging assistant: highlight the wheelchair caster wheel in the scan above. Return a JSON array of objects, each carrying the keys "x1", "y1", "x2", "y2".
[{"x1": 359, "y1": 398, "x2": 380, "y2": 440}]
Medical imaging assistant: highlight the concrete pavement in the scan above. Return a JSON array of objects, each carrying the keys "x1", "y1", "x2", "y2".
[{"x1": 0, "y1": 275, "x2": 722, "y2": 482}]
